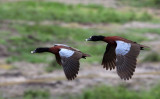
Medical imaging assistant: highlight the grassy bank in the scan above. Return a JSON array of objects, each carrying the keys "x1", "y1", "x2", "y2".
[
  {"x1": 71, "y1": 84, "x2": 160, "y2": 99},
  {"x1": 4, "y1": 83, "x2": 160, "y2": 99},
  {"x1": 120, "y1": 0, "x2": 160, "y2": 8},
  {"x1": 0, "y1": 1, "x2": 153, "y2": 23}
]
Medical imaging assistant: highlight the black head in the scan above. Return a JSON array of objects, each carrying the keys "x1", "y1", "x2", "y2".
[
  {"x1": 31, "y1": 47, "x2": 49, "y2": 54},
  {"x1": 86, "y1": 35, "x2": 105, "y2": 41}
]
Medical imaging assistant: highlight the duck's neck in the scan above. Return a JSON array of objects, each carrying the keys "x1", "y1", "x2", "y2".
[
  {"x1": 38, "y1": 47, "x2": 50, "y2": 53},
  {"x1": 97, "y1": 36, "x2": 105, "y2": 41},
  {"x1": 103, "y1": 37, "x2": 116, "y2": 44},
  {"x1": 42, "y1": 48, "x2": 50, "y2": 52}
]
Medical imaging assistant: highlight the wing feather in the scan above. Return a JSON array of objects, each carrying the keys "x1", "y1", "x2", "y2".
[
  {"x1": 63, "y1": 58, "x2": 80, "y2": 80},
  {"x1": 55, "y1": 54, "x2": 62, "y2": 65},
  {"x1": 116, "y1": 43, "x2": 140, "y2": 80},
  {"x1": 102, "y1": 44, "x2": 116, "y2": 70},
  {"x1": 59, "y1": 49, "x2": 82, "y2": 80}
]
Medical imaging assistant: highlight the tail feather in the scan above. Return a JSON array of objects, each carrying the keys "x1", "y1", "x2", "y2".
[
  {"x1": 140, "y1": 45, "x2": 149, "y2": 50},
  {"x1": 82, "y1": 53, "x2": 91, "y2": 59}
]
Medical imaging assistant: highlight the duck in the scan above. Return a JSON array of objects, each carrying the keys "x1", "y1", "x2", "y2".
[
  {"x1": 86, "y1": 35, "x2": 148, "y2": 80},
  {"x1": 31, "y1": 44, "x2": 90, "y2": 80}
]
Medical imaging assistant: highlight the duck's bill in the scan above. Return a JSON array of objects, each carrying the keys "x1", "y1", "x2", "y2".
[
  {"x1": 31, "y1": 50, "x2": 36, "y2": 54},
  {"x1": 86, "y1": 38, "x2": 91, "y2": 41}
]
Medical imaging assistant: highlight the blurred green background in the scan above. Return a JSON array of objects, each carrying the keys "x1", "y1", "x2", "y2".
[{"x1": 0, "y1": 0, "x2": 160, "y2": 99}]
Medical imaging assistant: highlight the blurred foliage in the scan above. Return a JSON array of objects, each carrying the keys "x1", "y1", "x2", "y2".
[
  {"x1": 120, "y1": 0, "x2": 160, "y2": 8},
  {"x1": 0, "y1": 1, "x2": 153, "y2": 23},
  {"x1": 127, "y1": 28, "x2": 160, "y2": 35},
  {"x1": 71, "y1": 84, "x2": 160, "y2": 99},
  {"x1": 143, "y1": 52, "x2": 160, "y2": 62},
  {"x1": 23, "y1": 90, "x2": 50, "y2": 99},
  {"x1": 16, "y1": 84, "x2": 160, "y2": 99},
  {"x1": 11, "y1": 83, "x2": 160, "y2": 99},
  {"x1": 45, "y1": 59, "x2": 61, "y2": 72},
  {"x1": 149, "y1": 83, "x2": 160, "y2": 99}
]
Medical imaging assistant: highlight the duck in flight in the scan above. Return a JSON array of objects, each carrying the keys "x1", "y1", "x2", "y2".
[
  {"x1": 86, "y1": 35, "x2": 148, "y2": 80},
  {"x1": 31, "y1": 44, "x2": 90, "y2": 80}
]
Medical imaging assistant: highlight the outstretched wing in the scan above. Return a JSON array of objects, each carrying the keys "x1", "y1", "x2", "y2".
[
  {"x1": 59, "y1": 48, "x2": 82, "y2": 80},
  {"x1": 115, "y1": 41, "x2": 140, "y2": 80},
  {"x1": 102, "y1": 44, "x2": 116, "y2": 70}
]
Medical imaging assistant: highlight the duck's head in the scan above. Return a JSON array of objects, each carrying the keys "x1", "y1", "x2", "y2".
[
  {"x1": 31, "y1": 47, "x2": 49, "y2": 54},
  {"x1": 86, "y1": 35, "x2": 105, "y2": 41}
]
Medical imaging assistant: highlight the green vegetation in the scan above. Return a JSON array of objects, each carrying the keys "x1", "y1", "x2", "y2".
[
  {"x1": 6, "y1": 83, "x2": 160, "y2": 99},
  {"x1": 127, "y1": 28, "x2": 160, "y2": 35},
  {"x1": 0, "y1": 1, "x2": 153, "y2": 23},
  {"x1": 143, "y1": 52, "x2": 160, "y2": 62},
  {"x1": 23, "y1": 90, "x2": 50, "y2": 99},
  {"x1": 71, "y1": 84, "x2": 160, "y2": 99},
  {"x1": 45, "y1": 60, "x2": 61, "y2": 72},
  {"x1": 120, "y1": 0, "x2": 160, "y2": 8}
]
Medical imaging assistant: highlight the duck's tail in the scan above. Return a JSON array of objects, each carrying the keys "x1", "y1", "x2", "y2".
[
  {"x1": 140, "y1": 44, "x2": 149, "y2": 50},
  {"x1": 82, "y1": 53, "x2": 91, "y2": 59}
]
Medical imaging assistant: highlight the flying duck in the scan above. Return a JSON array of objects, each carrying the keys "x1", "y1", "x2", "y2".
[
  {"x1": 31, "y1": 44, "x2": 90, "y2": 80},
  {"x1": 86, "y1": 35, "x2": 148, "y2": 80}
]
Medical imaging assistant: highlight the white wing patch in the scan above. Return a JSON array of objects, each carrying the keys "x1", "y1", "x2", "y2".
[
  {"x1": 116, "y1": 41, "x2": 131, "y2": 55},
  {"x1": 54, "y1": 44, "x2": 70, "y2": 47},
  {"x1": 59, "y1": 48, "x2": 74, "y2": 58}
]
